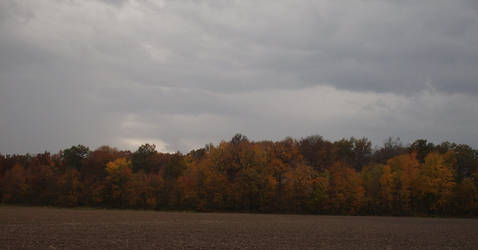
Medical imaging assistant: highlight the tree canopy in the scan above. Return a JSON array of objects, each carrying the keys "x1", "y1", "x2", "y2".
[{"x1": 1, "y1": 135, "x2": 477, "y2": 216}]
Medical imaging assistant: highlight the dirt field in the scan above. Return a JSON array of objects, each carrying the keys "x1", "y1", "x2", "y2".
[{"x1": 1, "y1": 206, "x2": 477, "y2": 249}]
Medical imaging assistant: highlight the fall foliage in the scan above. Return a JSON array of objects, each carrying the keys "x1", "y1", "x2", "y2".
[{"x1": 1, "y1": 135, "x2": 477, "y2": 216}]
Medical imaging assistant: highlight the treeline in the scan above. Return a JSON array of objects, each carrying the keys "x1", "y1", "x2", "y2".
[{"x1": 1, "y1": 135, "x2": 477, "y2": 216}]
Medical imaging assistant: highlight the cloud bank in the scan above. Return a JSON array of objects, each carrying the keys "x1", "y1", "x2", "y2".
[{"x1": 1, "y1": 0, "x2": 477, "y2": 153}]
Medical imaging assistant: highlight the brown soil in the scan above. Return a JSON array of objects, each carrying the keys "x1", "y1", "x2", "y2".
[{"x1": 1, "y1": 206, "x2": 477, "y2": 249}]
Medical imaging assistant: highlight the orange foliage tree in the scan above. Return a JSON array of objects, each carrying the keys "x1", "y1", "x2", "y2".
[
  {"x1": 385, "y1": 153, "x2": 420, "y2": 214},
  {"x1": 328, "y1": 162, "x2": 364, "y2": 214},
  {"x1": 1, "y1": 164, "x2": 28, "y2": 204}
]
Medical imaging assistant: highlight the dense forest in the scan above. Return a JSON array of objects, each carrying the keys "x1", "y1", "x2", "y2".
[{"x1": 1, "y1": 134, "x2": 477, "y2": 216}]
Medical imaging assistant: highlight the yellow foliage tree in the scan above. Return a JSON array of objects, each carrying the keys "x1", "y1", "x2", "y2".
[
  {"x1": 386, "y1": 153, "x2": 420, "y2": 213},
  {"x1": 418, "y1": 152, "x2": 456, "y2": 212},
  {"x1": 379, "y1": 165, "x2": 394, "y2": 213},
  {"x1": 283, "y1": 164, "x2": 316, "y2": 212},
  {"x1": 105, "y1": 157, "x2": 134, "y2": 207}
]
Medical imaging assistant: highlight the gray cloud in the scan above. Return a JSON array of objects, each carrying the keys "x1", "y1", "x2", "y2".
[{"x1": 0, "y1": 0, "x2": 477, "y2": 154}]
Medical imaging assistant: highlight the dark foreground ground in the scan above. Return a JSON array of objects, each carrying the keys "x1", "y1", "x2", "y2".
[{"x1": 1, "y1": 206, "x2": 477, "y2": 249}]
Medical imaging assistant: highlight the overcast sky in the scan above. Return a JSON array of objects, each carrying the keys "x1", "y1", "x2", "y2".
[{"x1": 1, "y1": 0, "x2": 477, "y2": 154}]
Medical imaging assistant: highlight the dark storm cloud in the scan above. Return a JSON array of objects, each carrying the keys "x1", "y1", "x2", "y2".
[{"x1": 0, "y1": 0, "x2": 477, "y2": 154}]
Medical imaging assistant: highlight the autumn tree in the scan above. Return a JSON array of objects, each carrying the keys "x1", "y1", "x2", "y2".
[
  {"x1": 267, "y1": 138, "x2": 302, "y2": 208},
  {"x1": 283, "y1": 164, "x2": 316, "y2": 212},
  {"x1": 104, "y1": 158, "x2": 134, "y2": 208},
  {"x1": 386, "y1": 153, "x2": 420, "y2": 214},
  {"x1": 264, "y1": 143, "x2": 287, "y2": 209},
  {"x1": 379, "y1": 165, "x2": 394, "y2": 213},
  {"x1": 25, "y1": 164, "x2": 58, "y2": 205},
  {"x1": 227, "y1": 142, "x2": 273, "y2": 211},
  {"x1": 56, "y1": 168, "x2": 81, "y2": 206},
  {"x1": 417, "y1": 152, "x2": 456, "y2": 213},
  {"x1": 127, "y1": 172, "x2": 163, "y2": 209},
  {"x1": 452, "y1": 177, "x2": 478, "y2": 215},
  {"x1": 328, "y1": 162, "x2": 364, "y2": 214},
  {"x1": 83, "y1": 146, "x2": 124, "y2": 178},
  {"x1": 299, "y1": 135, "x2": 336, "y2": 171},
  {"x1": 1, "y1": 164, "x2": 28, "y2": 204},
  {"x1": 178, "y1": 156, "x2": 230, "y2": 210}
]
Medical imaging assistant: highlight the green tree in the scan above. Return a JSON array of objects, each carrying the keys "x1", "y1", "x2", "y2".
[
  {"x1": 310, "y1": 170, "x2": 330, "y2": 214},
  {"x1": 63, "y1": 145, "x2": 90, "y2": 170},
  {"x1": 361, "y1": 164, "x2": 384, "y2": 214},
  {"x1": 379, "y1": 165, "x2": 394, "y2": 213},
  {"x1": 409, "y1": 139, "x2": 435, "y2": 163},
  {"x1": 132, "y1": 144, "x2": 157, "y2": 173}
]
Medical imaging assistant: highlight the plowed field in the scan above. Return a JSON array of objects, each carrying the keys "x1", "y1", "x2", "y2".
[{"x1": 1, "y1": 206, "x2": 477, "y2": 249}]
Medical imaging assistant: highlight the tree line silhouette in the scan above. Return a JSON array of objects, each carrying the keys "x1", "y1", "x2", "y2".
[{"x1": 1, "y1": 134, "x2": 477, "y2": 216}]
